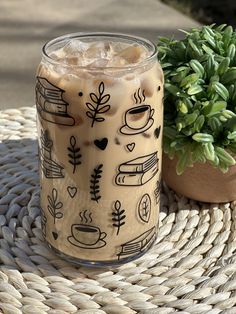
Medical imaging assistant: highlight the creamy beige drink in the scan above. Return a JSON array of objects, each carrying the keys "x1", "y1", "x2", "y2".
[{"x1": 36, "y1": 33, "x2": 163, "y2": 265}]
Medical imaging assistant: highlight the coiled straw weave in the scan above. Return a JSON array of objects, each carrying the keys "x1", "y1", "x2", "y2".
[{"x1": 0, "y1": 107, "x2": 236, "y2": 314}]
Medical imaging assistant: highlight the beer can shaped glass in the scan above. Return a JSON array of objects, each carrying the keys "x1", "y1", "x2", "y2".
[{"x1": 36, "y1": 33, "x2": 164, "y2": 266}]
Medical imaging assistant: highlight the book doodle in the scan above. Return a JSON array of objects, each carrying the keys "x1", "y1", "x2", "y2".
[
  {"x1": 36, "y1": 77, "x2": 75, "y2": 126},
  {"x1": 117, "y1": 226, "x2": 156, "y2": 260},
  {"x1": 39, "y1": 129, "x2": 64, "y2": 179},
  {"x1": 115, "y1": 152, "x2": 159, "y2": 186}
]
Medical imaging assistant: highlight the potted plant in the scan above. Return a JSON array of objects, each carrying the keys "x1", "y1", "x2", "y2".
[{"x1": 158, "y1": 24, "x2": 236, "y2": 202}]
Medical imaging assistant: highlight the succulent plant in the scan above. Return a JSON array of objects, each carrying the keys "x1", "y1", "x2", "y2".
[{"x1": 158, "y1": 24, "x2": 236, "y2": 174}]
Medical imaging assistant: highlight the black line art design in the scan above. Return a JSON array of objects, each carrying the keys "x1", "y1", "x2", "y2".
[
  {"x1": 154, "y1": 179, "x2": 161, "y2": 204},
  {"x1": 68, "y1": 224, "x2": 107, "y2": 249},
  {"x1": 126, "y1": 142, "x2": 135, "y2": 152},
  {"x1": 79, "y1": 210, "x2": 93, "y2": 223},
  {"x1": 120, "y1": 104, "x2": 154, "y2": 135},
  {"x1": 117, "y1": 226, "x2": 156, "y2": 260},
  {"x1": 94, "y1": 138, "x2": 108, "y2": 151},
  {"x1": 115, "y1": 152, "x2": 159, "y2": 186},
  {"x1": 40, "y1": 208, "x2": 47, "y2": 238},
  {"x1": 39, "y1": 129, "x2": 64, "y2": 179},
  {"x1": 86, "y1": 81, "x2": 111, "y2": 127},
  {"x1": 52, "y1": 231, "x2": 58, "y2": 240},
  {"x1": 36, "y1": 77, "x2": 75, "y2": 126},
  {"x1": 134, "y1": 88, "x2": 146, "y2": 104},
  {"x1": 138, "y1": 194, "x2": 151, "y2": 223},
  {"x1": 67, "y1": 136, "x2": 82, "y2": 173},
  {"x1": 47, "y1": 188, "x2": 63, "y2": 224},
  {"x1": 154, "y1": 126, "x2": 161, "y2": 139},
  {"x1": 112, "y1": 200, "x2": 126, "y2": 235},
  {"x1": 90, "y1": 164, "x2": 103, "y2": 203},
  {"x1": 67, "y1": 186, "x2": 78, "y2": 198}
]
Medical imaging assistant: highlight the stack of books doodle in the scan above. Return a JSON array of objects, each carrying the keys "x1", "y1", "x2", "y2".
[{"x1": 115, "y1": 152, "x2": 158, "y2": 186}]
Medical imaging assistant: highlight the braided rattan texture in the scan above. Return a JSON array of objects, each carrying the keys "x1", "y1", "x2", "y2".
[{"x1": 0, "y1": 107, "x2": 236, "y2": 314}]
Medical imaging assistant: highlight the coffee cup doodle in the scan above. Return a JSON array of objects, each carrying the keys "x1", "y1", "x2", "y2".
[
  {"x1": 120, "y1": 104, "x2": 154, "y2": 135},
  {"x1": 68, "y1": 224, "x2": 107, "y2": 249}
]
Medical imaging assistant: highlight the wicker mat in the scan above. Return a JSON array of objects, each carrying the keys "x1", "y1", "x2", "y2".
[{"x1": 0, "y1": 107, "x2": 236, "y2": 314}]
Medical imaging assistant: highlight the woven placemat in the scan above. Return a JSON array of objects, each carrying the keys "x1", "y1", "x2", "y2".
[{"x1": 0, "y1": 107, "x2": 236, "y2": 314}]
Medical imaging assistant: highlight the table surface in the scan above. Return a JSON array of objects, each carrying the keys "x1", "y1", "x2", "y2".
[{"x1": 0, "y1": 107, "x2": 236, "y2": 314}]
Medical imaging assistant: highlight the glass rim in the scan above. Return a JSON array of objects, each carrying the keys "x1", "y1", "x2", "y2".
[{"x1": 42, "y1": 32, "x2": 158, "y2": 71}]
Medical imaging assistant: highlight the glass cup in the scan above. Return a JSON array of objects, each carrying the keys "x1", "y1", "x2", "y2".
[{"x1": 36, "y1": 32, "x2": 164, "y2": 266}]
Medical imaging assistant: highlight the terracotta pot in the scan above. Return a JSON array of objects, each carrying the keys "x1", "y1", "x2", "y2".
[{"x1": 162, "y1": 153, "x2": 236, "y2": 203}]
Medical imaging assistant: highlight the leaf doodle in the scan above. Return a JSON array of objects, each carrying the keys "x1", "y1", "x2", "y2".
[
  {"x1": 112, "y1": 200, "x2": 126, "y2": 235},
  {"x1": 67, "y1": 136, "x2": 82, "y2": 173},
  {"x1": 86, "y1": 82, "x2": 111, "y2": 127},
  {"x1": 47, "y1": 188, "x2": 63, "y2": 224},
  {"x1": 90, "y1": 164, "x2": 103, "y2": 203}
]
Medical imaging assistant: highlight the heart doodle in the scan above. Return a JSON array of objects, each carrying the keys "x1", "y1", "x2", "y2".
[
  {"x1": 154, "y1": 126, "x2": 161, "y2": 139},
  {"x1": 94, "y1": 138, "x2": 108, "y2": 150},
  {"x1": 67, "y1": 186, "x2": 78, "y2": 198},
  {"x1": 126, "y1": 142, "x2": 135, "y2": 152},
  {"x1": 52, "y1": 231, "x2": 58, "y2": 240}
]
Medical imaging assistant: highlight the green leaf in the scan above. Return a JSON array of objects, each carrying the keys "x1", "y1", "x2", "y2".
[
  {"x1": 177, "y1": 100, "x2": 188, "y2": 113},
  {"x1": 189, "y1": 59, "x2": 205, "y2": 77},
  {"x1": 227, "y1": 131, "x2": 236, "y2": 140},
  {"x1": 192, "y1": 133, "x2": 214, "y2": 143},
  {"x1": 193, "y1": 115, "x2": 205, "y2": 132},
  {"x1": 163, "y1": 126, "x2": 177, "y2": 139},
  {"x1": 203, "y1": 143, "x2": 215, "y2": 161},
  {"x1": 176, "y1": 151, "x2": 190, "y2": 175},
  {"x1": 217, "y1": 57, "x2": 230, "y2": 75},
  {"x1": 215, "y1": 146, "x2": 235, "y2": 166},
  {"x1": 202, "y1": 101, "x2": 227, "y2": 116},
  {"x1": 227, "y1": 44, "x2": 236, "y2": 62},
  {"x1": 212, "y1": 82, "x2": 229, "y2": 101},
  {"x1": 187, "y1": 84, "x2": 203, "y2": 95},
  {"x1": 180, "y1": 73, "x2": 199, "y2": 88},
  {"x1": 221, "y1": 68, "x2": 236, "y2": 84}
]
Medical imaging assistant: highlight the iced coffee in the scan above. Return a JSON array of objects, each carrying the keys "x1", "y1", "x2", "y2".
[{"x1": 36, "y1": 33, "x2": 163, "y2": 266}]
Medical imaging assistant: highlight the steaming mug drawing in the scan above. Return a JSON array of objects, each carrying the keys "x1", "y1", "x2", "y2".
[
  {"x1": 120, "y1": 104, "x2": 155, "y2": 135},
  {"x1": 67, "y1": 224, "x2": 107, "y2": 249}
]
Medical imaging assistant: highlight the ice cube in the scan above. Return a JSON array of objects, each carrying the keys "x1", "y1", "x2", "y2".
[
  {"x1": 62, "y1": 39, "x2": 90, "y2": 56},
  {"x1": 116, "y1": 45, "x2": 146, "y2": 64}
]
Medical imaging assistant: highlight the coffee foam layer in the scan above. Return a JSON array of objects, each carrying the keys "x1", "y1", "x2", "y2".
[{"x1": 49, "y1": 39, "x2": 150, "y2": 68}]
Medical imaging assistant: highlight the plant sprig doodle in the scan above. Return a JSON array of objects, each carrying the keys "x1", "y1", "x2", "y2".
[
  {"x1": 112, "y1": 200, "x2": 126, "y2": 235},
  {"x1": 67, "y1": 136, "x2": 82, "y2": 173},
  {"x1": 90, "y1": 164, "x2": 103, "y2": 203},
  {"x1": 47, "y1": 188, "x2": 63, "y2": 224},
  {"x1": 86, "y1": 81, "x2": 111, "y2": 127}
]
